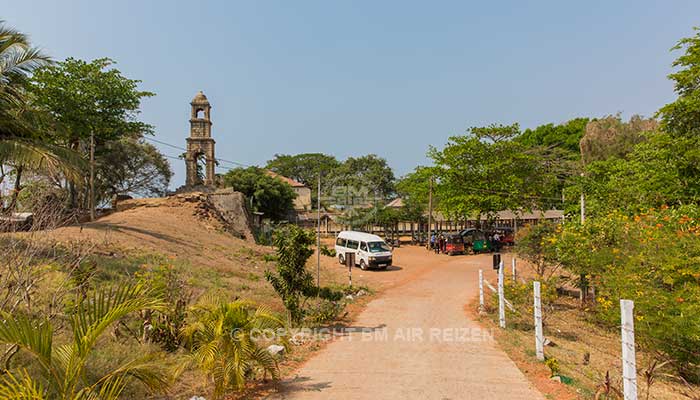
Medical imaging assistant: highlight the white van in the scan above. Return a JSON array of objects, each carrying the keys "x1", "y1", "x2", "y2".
[{"x1": 334, "y1": 231, "x2": 393, "y2": 270}]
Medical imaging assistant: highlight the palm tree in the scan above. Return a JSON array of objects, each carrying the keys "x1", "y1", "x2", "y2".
[
  {"x1": 180, "y1": 298, "x2": 288, "y2": 399},
  {"x1": 0, "y1": 20, "x2": 50, "y2": 105},
  {"x1": 0, "y1": 20, "x2": 83, "y2": 211},
  {"x1": 0, "y1": 283, "x2": 170, "y2": 399}
]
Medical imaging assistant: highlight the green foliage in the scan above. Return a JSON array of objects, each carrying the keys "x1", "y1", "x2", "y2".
[
  {"x1": 136, "y1": 264, "x2": 190, "y2": 352},
  {"x1": 554, "y1": 206, "x2": 700, "y2": 379},
  {"x1": 265, "y1": 225, "x2": 316, "y2": 323},
  {"x1": 518, "y1": 118, "x2": 589, "y2": 155},
  {"x1": 95, "y1": 138, "x2": 172, "y2": 202},
  {"x1": 0, "y1": 283, "x2": 169, "y2": 399},
  {"x1": 265, "y1": 225, "x2": 343, "y2": 324},
  {"x1": 266, "y1": 153, "x2": 340, "y2": 204},
  {"x1": 319, "y1": 245, "x2": 336, "y2": 257},
  {"x1": 430, "y1": 123, "x2": 561, "y2": 221},
  {"x1": 514, "y1": 222, "x2": 560, "y2": 279},
  {"x1": 502, "y1": 279, "x2": 558, "y2": 329},
  {"x1": 329, "y1": 154, "x2": 396, "y2": 199},
  {"x1": 180, "y1": 298, "x2": 287, "y2": 399},
  {"x1": 222, "y1": 166, "x2": 296, "y2": 221},
  {"x1": 658, "y1": 27, "x2": 700, "y2": 138},
  {"x1": 545, "y1": 357, "x2": 561, "y2": 377},
  {"x1": 29, "y1": 57, "x2": 154, "y2": 144}
]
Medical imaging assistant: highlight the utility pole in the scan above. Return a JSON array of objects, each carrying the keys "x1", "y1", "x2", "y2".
[
  {"x1": 316, "y1": 173, "x2": 321, "y2": 289},
  {"x1": 89, "y1": 132, "x2": 95, "y2": 221},
  {"x1": 426, "y1": 177, "x2": 433, "y2": 250}
]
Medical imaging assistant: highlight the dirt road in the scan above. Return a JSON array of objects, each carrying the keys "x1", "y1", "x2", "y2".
[{"x1": 269, "y1": 246, "x2": 544, "y2": 399}]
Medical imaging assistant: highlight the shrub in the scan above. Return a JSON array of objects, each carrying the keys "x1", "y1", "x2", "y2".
[
  {"x1": 320, "y1": 245, "x2": 336, "y2": 257},
  {"x1": 180, "y1": 298, "x2": 288, "y2": 399},
  {"x1": 514, "y1": 222, "x2": 561, "y2": 279},
  {"x1": 136, "y1": 264, "x2": 190, "y2": 352},
  {"x1": 554, "y1": 205, "x2": 700, "y2": 380},
  {"x1": 265, "y1": 225, "x2": 346, "y2": 324}
]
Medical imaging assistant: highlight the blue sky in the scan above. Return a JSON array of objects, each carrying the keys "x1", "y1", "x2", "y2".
[{"x1": 3, "y1": 1, "x2": 699, "y2": 187}]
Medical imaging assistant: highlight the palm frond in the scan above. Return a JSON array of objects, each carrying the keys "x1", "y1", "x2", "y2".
[
  {"x1": 0, "y1": 369, "x2": 46, "y2": 400},
  {"x1": 0, "y1": 313, "x2": 53, "y2": 371},
  {"x1": 79, "y1": 354, "x2": 170, "y2": 399},
  {"x1": 71, "y1": 283, "x2": 165, "y2": 356},
  {"x1": 0, "y1": 139, "x2": 85, "y2": 183}
]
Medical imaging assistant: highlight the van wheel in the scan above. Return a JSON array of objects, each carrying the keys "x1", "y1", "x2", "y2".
[
  {"x1": 360, "y1": 260, "x2": 367, "y2": 270},
  {"x1": 339, "y1": 254, "x2": 345, "y2": 265}
]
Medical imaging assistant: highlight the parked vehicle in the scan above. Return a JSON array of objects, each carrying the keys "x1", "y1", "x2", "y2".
[
  {"x1": 459, "y1": 228, "x2": 492, "y2": 254},
  {"x1": 444, "y1": 233, "x2": 465, "y2": 256},
  {"x1": 335, "y1": 231, "x2": 393, "y2": 270}
]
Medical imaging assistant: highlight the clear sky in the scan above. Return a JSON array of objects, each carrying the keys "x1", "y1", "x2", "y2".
[{"x1": 3, "y1": 1, "x2": 699, "y2": 187}]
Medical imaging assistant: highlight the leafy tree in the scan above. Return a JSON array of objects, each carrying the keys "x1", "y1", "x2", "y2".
[
  {"x1": 180, "y1": 298, "x2": 286, "y2": 398},
  {"x1": 0, "y1": 283, "x2": 169, "y2": 399},
  {"x1": 514, "y1": 222, "x2": 560, "y2": 279},
  {"x1": 266, "y1": 153, "x2": 340, "y2": 204},
  {"x1": 221, "y1": 167, "x2": 296, "y2": 221},
  {"x1": 395, "y1": 166, "x2": 434, "y2": 227},
  {"x1": 329, "y1": 154, "x2": 396, "y2": 200},
  {"x1": 430, "y1": 123, "x2": 559, "y2": 224},
  {"x1": 265, "y1": 225, "x2": 316, "y2": 324},
  {"x1": 658, "y1": 27, "x2": 700, "y2": 138},
  {"x1": 265, "y1": 225, "x2": 342, "y2": 324},
  {"x1": 29, "y1": 57, "x2": 155, "y2": 208},
  {"x1": 0, "y1": 22, "x2": 83, "y2": 211},
  {"x1": 29, "y1": 58, "x2": 154, "y2": 146},
  {"x1": 517, "y1": 118, "x2": 589, "y2": 155},
  {"x1": 95, "y1": 138, "x2": 172, "y2": 203}
]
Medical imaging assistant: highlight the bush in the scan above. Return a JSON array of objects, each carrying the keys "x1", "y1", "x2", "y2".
[
  {"x1": 265, "y1": 225, "x2": 345, "y2": 324},
  {"x1": 502, "y1": 279, "x2": 559, "y2": 329},
  {"x1": 320, "y1": 245, "x2": 336, "y2": 257},
  {"x1": 514, "y1": 222, "x2": 560, "y2": 279},
  {"x1": 554, "y1": 205, "x2": 700, "y2": 380},
  {"x1": 180, "y1": 298, "x2": 287, "y2": 398},
  {"x1": 136, "y1": 264, "x2": 190, "y2": 352}
]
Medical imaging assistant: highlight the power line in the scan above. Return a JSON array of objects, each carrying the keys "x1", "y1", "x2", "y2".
[{"x1": 143, "y1": 136, "x2": 252, "y2": 168}]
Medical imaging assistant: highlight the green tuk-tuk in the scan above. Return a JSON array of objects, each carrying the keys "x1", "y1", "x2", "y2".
[{"x1": 459, "y1": 228, "x2": 492, "y2": 254}]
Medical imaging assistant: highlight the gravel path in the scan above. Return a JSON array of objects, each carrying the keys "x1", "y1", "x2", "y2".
[{"x1": 269, "y1": 247, "x2": 544, "y2": 399}]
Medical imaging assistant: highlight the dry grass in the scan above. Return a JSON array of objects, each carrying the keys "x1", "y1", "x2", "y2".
[{"x1": 477, "y1": 252, "x2": 700, "y2": 400}]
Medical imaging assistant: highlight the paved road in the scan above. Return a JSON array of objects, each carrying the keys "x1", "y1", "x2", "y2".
[{"x1": 269, "y1": 248, "x2": 544, "y2": 399}]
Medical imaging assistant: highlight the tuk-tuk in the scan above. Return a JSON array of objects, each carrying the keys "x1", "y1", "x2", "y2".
[
  {"x1": 460, "y1": 228, "x2": 492, "y2": 254},
  {"x1": 445, "y1": 233, "x2": 465, "y2": 256}
]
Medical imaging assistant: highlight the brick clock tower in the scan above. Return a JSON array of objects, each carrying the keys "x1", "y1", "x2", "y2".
[{"x1": 185, "y1": 91, "x2": 216, "y2": 186}]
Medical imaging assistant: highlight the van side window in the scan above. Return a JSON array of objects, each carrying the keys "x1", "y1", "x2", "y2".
[
  {"x1": 360, "y1": 242, "x2": 367, "y2": 251},
  {"x1": 336, "y1": 237, "x2": 346, "y2": 247},
  {"x1": 346, "y1": 240, "x2": 358, "y2": 249}
]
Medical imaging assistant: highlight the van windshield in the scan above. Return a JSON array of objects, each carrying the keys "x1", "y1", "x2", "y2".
[{"x1": 368, "y1": 241, "x2": 391, "y2": 253}]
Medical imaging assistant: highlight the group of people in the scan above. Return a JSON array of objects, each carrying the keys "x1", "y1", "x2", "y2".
[{"x1": 429, "y1": 232, "x2": 448, "y2": 254}]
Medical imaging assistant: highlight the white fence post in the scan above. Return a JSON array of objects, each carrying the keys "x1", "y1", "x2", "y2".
[
  {"x1": 533, "y1": 281, "x2": 544, "y2": 361},
  {"x1": 512, "y1": 257, "x2": 517, "y2": 282},
  {"x1": 498, "y1": 261, "x2": 505, "y2": 329},
  {"x1": 479, "y1": 269, "x2": 484, "y2": 312},
  {"x1": 621, "y1": 299, "x2": 637, "y2": 400}
]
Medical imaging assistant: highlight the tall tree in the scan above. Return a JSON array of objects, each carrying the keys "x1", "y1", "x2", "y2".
[
  {"x1": 430, "y1": 123, "x2": 558, "y2": 224},
  {"x1": 658, "y1": 27, "x2": 700, "y2": 138},
  {"x1": 29, "y1": 57, "x2": 155, "y2": 208},
  {"x1": 517, "y1": 118, "x2": 589, "y2": 155},
  {"x1": 329, "y1": 154, "x2": 396, "y2": 200},
  {"x1": 266, "y1": 153, "x2": 340, "y2": 205},
  {"x1": 0, "y1": 21, "x2": 82, "y2": 211},
  {"x1": 222, "y1": 167, "x2": 296, "y2": 221},
  {"x1": 95, "y1": 139, "x2": 172, "y2": 202}
]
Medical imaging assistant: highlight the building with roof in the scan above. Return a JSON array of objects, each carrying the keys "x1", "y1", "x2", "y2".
[{"x1": 265, "y1": 170, "x2": 312, "y2": 211}]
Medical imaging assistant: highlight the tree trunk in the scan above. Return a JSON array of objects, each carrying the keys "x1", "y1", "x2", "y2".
[{"x1": 6, "y1": 166, "x2": 23, "y2": 212}]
